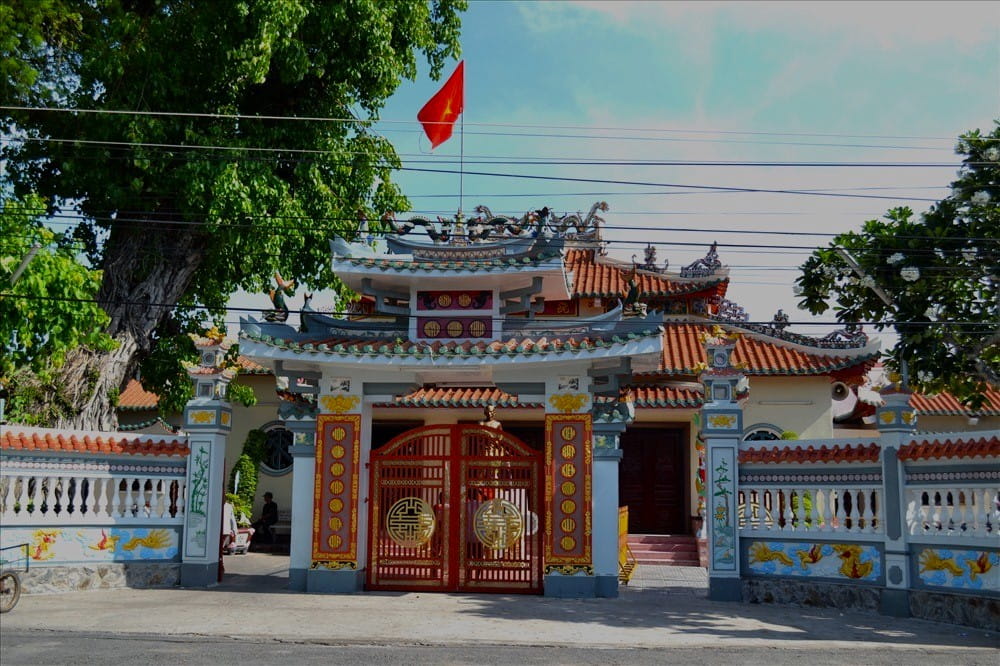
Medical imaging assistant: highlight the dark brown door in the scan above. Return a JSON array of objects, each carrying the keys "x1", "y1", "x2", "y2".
[{"x1": 619, "y1": 428, "x2": 686, "y2": 534}]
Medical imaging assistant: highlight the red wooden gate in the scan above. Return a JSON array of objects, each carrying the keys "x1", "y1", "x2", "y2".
[{"x1": 367, "y1": 424, "x2": 543, "y2": 593}]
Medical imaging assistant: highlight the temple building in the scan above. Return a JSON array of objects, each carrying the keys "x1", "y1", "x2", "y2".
[{"x1": 112, "y1": 203, "x2": 994, "y2": 596}]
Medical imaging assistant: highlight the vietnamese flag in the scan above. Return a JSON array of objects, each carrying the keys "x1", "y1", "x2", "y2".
[{"x1": 417, "y1": 61, "x2": 464, "y2": 149}]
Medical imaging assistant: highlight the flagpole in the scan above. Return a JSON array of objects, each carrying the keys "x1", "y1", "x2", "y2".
[{"x1": 459, "y1": 107, "x2": 465, "y2": 219}]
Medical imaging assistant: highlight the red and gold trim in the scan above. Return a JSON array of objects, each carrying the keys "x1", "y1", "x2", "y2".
[
  {"x1": 312, "y1": 414, "x2": 361, "y2": 567},
  {"x1": 543, "y1": 414, "x2": 593, "y2": 574}
]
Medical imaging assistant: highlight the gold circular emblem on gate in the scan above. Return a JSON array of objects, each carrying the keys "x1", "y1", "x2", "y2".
[
  {"x1": 561, "y1": 499, "x2": 576, "y2": 514},
  {"x1": 423, "y1": 320, "x2": 441, "y2": 337},
  {"x1": 560, "y1": 462, "x2": 576, "y2": 478},
  {"x1": 329, "y1": 479, "x2": 345, "y2": 494},
  {"x1": 560, "y1": 536, "x2": 577, "y2": 551},
  {"x1": 328, "y1": 517, "x2": 343, "y2": 531},
  {"x1": 560, "y1": 426, "x2": 577, "y2": 441},
  {"x1": 561, "y1": 517, "x2": 577, "y2": 533},
  {"x1": 327, "y1": 534, "x2": 342, "y2": 549},
  {"x1": 437, "y1": 293, "x2": 453, "y2": 308},
  {"x1": 331, "y1": 427, "x2": 346, "y2": 442},
  {"x1": 331, "y1": 445, "x2": 346, "y2": 459},
  {"x1": 468, "y1": 319, "x2": 487, "y2": 337},
  {"x1": 385, "y1": 496, "x2": 436, "y2": 548},
  {"x1": 560, "y1": 444, "x2": 576, "y2": 459},
  {"x1": 473, "y1": 498, "x2": 524, "y2": 550},
  {"x1": 328, "y1": 498, "x2": 344, "y2": 513},
  {"x1": 330, "y1": 462, "x2": 345, "y2": 476},
  {"x1": 458, "y1": 293, "x2": 472, "y2": 307},
  {"x1": 446, "y1": 320, "x2": 464, "y2": 337},
  {"x1": 561, "y1": 481, "x2": 576, "y2": 495}
]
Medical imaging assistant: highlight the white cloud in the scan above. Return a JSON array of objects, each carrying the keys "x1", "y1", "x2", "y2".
[{"x1": 536, "y1": 1, "x2": 998, "y2": 51}]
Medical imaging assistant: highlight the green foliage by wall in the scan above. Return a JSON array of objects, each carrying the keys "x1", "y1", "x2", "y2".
[{"x1": 228, "y1": 429, "x2": 267, "y2": 516}]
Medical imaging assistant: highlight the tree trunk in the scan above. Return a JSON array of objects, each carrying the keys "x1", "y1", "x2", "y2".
[{"x1": 53, "y1": 220, "x2": 206, "y2": 431}]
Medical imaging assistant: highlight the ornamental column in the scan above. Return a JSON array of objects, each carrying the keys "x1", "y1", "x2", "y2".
[
  {"x1": 875, "y1": 383, "x2": 917, "y2": 617},
  {"x1": 282, "y1": 402, "x2": 317, "y2": 591},
  {"x1": 180, "y1": 339, "x2": 234, "y2": 587},
  {"x1": 543, "y1": 373, "x2": 595, "y2": 598},
  {"x1": 307, "y1": 374, "x2": 366, "y2": 593},
  {"x1": 698, "y1": 328, "x2": 747, "y2": 602}
]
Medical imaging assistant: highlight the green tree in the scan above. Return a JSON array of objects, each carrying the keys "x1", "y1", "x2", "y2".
[
  {"x1": 796, "y1": 124, "x2": 999, "y2": 408},
  {"x1": 1, "y1": 194, "x2": 117, "y2": 424},
  {"x1": 2, "y1": 1, "x2": 466, "y2": 429}
]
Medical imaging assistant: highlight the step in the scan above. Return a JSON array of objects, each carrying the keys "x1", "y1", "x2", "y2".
[
  {"x1": 627, "y1": 534, "x2": 697, "y2": 545},
  {"x1": 629, "y1": 542, "x2": 698, "y2": 554},
  {"x1": 633, "y1": 552, "x2": 702, "y2": 566}
]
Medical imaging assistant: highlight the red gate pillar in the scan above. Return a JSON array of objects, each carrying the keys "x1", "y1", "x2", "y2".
[
  {"x1": 307, "y1": 383, "x2": 366, "y2": 593},
  {"x1": 543, "y1": 381, "x2": 595, "y2": 598}
]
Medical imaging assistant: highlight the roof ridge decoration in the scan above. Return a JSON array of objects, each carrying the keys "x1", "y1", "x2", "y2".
[
  {"x1": 707, "y1": 296, "x2": 871, "y2": 351},
  {"x1": 680, "y1": 242, "x2": 723, "y2": 278}
]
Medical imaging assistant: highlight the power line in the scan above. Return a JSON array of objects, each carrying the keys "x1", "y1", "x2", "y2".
[
  {"x1": 2, "y1": 293, "x2": 992, "y2": 329},
  {"x1": 5, "y1": 105, "x2": 980, "y2": 142}
]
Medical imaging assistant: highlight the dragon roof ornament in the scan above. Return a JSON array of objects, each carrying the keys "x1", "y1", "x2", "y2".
[{"x1": 681, "y1": 242, "x2": 723, "y2": 278}]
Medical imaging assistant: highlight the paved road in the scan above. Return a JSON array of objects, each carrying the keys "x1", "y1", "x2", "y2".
[
  {"x1": 2, "y1": 630, "x2": 997, "y2": 666},
  {"x1": 1, "y1": 555, "x2": 995, "y2": 664}
]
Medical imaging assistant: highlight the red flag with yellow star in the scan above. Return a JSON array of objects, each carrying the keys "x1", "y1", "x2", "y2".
[{"x1": 417, "y1": 61, "x2": 464, "y2": 149}]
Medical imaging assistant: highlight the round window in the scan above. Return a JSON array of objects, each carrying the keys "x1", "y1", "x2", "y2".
[{"x1": 261, "y1": 427, "x2": 294, "y2": 473}]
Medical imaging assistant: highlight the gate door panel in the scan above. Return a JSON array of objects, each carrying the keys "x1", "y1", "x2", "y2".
[
  {"x1": 368, "y1": 427, "x2": 451, "y2": 590},
  {"x1": 368, "y1": 425, "x2": 542, "y2": 593}
]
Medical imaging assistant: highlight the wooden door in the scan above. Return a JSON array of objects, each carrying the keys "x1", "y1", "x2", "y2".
[{"x1": 618, "y1": 428, "x2": 687, "y2": 534}]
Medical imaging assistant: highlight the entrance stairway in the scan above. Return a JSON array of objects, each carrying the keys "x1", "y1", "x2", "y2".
[{"x1": 627, "y1": 534, "x2": 701, "y2": 567}]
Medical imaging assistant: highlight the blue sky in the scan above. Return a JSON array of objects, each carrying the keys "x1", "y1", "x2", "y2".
[
  {"x1": 358, "y1": 1, "x2": 999, "y2": 339},
  {"x1": 234, "y1": 1, "x2": 998, "y2": 342}
]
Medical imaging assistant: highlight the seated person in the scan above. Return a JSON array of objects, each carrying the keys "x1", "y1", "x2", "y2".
[{"x1": 252, "y1": 492, "x2": 279, "y2": 545}]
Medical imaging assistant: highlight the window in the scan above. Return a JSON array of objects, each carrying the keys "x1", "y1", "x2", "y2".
[
  {"x1": 260, "y1": 426, "x2": 294, "y2": 474},
  {"x1": 743, "y1": 425, "x2": 781, "y2": 441}
]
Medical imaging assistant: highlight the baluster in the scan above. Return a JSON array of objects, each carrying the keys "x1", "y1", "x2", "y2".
[
  {"x1": 125, "y1": 477, "x2": 137, "y2": 518},
  {"x1": 783, "y1": 488, "x2": 796, "y2": 532},
  {"x1": 930, "y1": 491, "x2": 943, "y2": 533},
  {"x1": 955, "y1": 489, "x2": 969, "y2": 535},
  {"x1": 110, "y1": 477, "x2": 123, "y2": 517},
  {"x1": 833, "y1": 488, "x2": 846, "y2": 533},
  {"x1": 175, "y1": 480, "x2": 186, "y2": 517},
  {"x1": 864, "y1": 489, "x2": 877, "y2": 534},
  {"x1": 943, "y1": 490, "x2": 956, "y2": 534},
  {"x1": 92, "y1": 477, "x2": 105, "y2": 517},
  {"x1": 13, "y1": 475, "x2": 27, "y2": 518},
  {"x1": 148, "y1": 479, "x2": 161, "y2": 519},
  {"x1": 905, "y1": 489, "x2": 918, "y2": 535},
  {"x1": 917, "y1": 491, "x2": 930, "y2": 535}
]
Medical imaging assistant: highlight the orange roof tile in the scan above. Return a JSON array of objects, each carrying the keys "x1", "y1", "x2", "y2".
[
  {"x1": 898, "y1": 435, "x2": 999, "y2": 461},
  {"x1": 740, "y1": 442, "x2": 881, "y2": 464},
  {"x1": 118, "y1": 379, "x2": 160, "y2": 411},
  {"x1": 378, "y1": 387, "x2": 541, "y2": 408},
  {"x1": 658, "y1": 324, "x2": 876, "y2": 376},
  {"x1": 2, "y1": 428, "x2": 189, "y2": 457},
  {"x1": 909, "y1": 390, "x2": 1000, "y2": 416},
  {"x1": 564, "y1": 249, "x2": 727, "y2": 299},
  {"x1": 628, "y1": 385, "x2": 704, "y2": 408}
]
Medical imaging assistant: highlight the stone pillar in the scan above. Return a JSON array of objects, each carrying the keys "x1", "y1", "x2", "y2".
[
  {"x1": 543, "y1": 375, "x2": 595, "y2": 598},
  {"x1": 180, "y1": 339, "x2": 233, "y2": 587},
  {"x1": 592, "y1": 430, "x2": 624, "y2": 598},
  {"x1": 699, "y1": 329, "x2": 746, "y2": 602},
  {"x1": 284, "y1": 409, "x2": 317, "y2": 591},
  {"x1": 876, "y1": 387, "x2": 917, "y2": 617},
  {"x1": 307, "y1": 376, "x2": 366, "y2": 593}
]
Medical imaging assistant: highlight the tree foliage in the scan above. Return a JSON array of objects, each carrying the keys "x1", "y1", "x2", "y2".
[
  {"x1": 2, "y1": 1, "x2": 466, "y2": 428},
  {"x1": 796, "y1": 125, "x2": 999, "y2": 408}
]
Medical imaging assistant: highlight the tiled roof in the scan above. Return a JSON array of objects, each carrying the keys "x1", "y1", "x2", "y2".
[
  {"x1": 658, "y1": 324, "x2": 877, "y2": 376},
  {"x1": 565, "y1": 249, "x2": 727, "y2": 299},
  {"x1": 909, "y1": 390, "x2": 1000, "y2": 416},
  {"x1": 378, "y1": 387, "x2": 542, "y2": 408},
  {"x1": 629, "y1": 385, "x2": 704, "y2": 408},
  {"x1": 897, "y1": 435, "x2": 1000, "y2": 461},
  {"x1": 246, "y1": 328, "x2": 663, "y2": 358},
  {"x1": 740, "y1": 442, "x2": 881, "y2": 464},
  {"x1": 338, "y1": 251, "x2": 562, "y2": 272},
  {"x1": 2, "y1": 428, "x2": 189, "y2": 457},
  {"x1": 118, "y1": 380, "x2": 160, "y2": 411}
]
